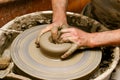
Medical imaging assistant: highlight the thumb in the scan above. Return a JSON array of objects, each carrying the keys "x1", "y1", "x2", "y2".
[{"x1": 61, "y1": 44, "x2": 78, "y2": 59}]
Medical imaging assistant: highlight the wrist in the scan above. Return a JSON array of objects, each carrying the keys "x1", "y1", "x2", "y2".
[
  {"x1": 53, "y1": 13, "x2": 67, "y2": 24},
  {"x1": 88, "y1": 33, "x2": 105, "y2": 48},
  {"x1": 53, "y1": 15, "x2": 67, "y2": 26},
  {"x1": 86, "y1": 33, "x2": 98, "y2": 48}
]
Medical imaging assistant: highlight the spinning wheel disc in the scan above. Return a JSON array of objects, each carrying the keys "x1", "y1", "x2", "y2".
[{"x1": 11, "y1": 25, "x2": 102, "y2": 80}]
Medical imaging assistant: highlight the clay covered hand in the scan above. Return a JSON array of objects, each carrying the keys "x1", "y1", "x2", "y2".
[
  {"x1": 60, "y1": 27, "x2": 91, "y2": 48},
  {"x1": 35, "y1": 22, "x2": 66, "y2": 47},
  {"x1": 59, "y1": 27, "x2": 91, "y2": 58},
  {"x1": 36, "y1": 24, "x2": 82, "y2": 59},
  {"x1": 51, "y1": 25, "x2": 80, "y2": 59}
]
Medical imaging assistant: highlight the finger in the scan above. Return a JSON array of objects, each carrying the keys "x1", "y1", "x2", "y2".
[
  {"x1": 61, "y1": 44, "x2": 78, "y2": 59},
  {"x1": 60, "y1": 33, "x2": 72, "y2": 39},
  {"x1": 60, "y1": 28, "x2": 73, "y2": 33},
  {"x1": 51, "y1": 26, "x2": 59, "y2": 42},
  {"x1": 60, "y1": 36, "x2": 77, "y2": 43},
  {"x1": 59, "y1": 36, "x2": 72, "y2": 43},
  {"x1": 35, "y1": 30, "x2": 42, "y2": 47},
  {"x1": 61, "y1": 24, "x2": 69, "y2": 29},
  {"x1": 35, "y1": 25, "x2": 53, "y2": 47}
]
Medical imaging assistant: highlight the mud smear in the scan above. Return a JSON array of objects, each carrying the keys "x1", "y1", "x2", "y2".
[{"x1": 0, "y1": 13, "x2": 115, "y2": 79}]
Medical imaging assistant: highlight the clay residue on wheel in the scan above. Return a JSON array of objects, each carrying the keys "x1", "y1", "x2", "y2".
[
  {"x1": 0, "y1": 13, "x2": 114, "y2": 79},
  {"x1": 90, "y1": 46, "x2": 115, "y2": 79},
  {"x1": 9, "y1": 14, "x2": 52, "y2": 31},
  {"x1": 39, "y1": 31, "x2": 72, "y2": 59}
]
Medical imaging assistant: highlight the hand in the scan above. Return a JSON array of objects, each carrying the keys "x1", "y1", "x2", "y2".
[
  {"x1": 60, "y1": 27, "x2": 91, "y2": 48},
  {"x1": 59, "y1": 27, "x2": 92, "y2": 59},
  {"x1": 35, "y1": 21, "x2": 68, "y2": 47}
]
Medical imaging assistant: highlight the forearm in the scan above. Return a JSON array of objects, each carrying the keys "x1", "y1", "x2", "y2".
[
  {"x1": 89, "y1": 29, "x2": 120, "y2": 47},
  {"x1": 52, "y1": 0, "x2": 68, "y2": 23}
]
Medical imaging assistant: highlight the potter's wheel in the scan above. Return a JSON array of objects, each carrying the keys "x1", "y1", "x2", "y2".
[{"x1": 11, "y1": 25, "x2": 102, "y2": 80}]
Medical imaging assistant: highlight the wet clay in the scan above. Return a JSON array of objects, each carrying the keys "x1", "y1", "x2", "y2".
[
  {"x1": 0, "y1": 14, "x2": 52, "y2": 74},
  {"x1": 39, "y1": 31, "x2": 72, "y2": 59},
  {"x1": 0, "y1": 29, "x2": 20, "y2": 70},
  {"x1": 0, "y1": 28, "x2": 21, "y2": 78},
  {"x1": 0, "y1": 58, "x2": 9, "y2": 69},
  {"x1": 39, "y1": 24, "x2": 80, "y2": 59},
  {"x1": 0, "y1": 12, "x2": 115, "y2": 79},
  {"x1": 11, "y1": 25, "x2": 102, "y2": 80}
]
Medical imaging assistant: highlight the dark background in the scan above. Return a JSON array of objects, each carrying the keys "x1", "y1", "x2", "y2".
[{"x1": 0, "y1": 0, "x2": 90, "y2": 27}]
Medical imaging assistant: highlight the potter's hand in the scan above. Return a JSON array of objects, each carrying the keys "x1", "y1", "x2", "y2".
[
  {"x1": 36, "y1": 0, "x2": 68, "y2": 47},
  {"x1": 51, "y1": 24, "x2": 69, "y2": 43},
  {"x1": 35, "y1": 22, "x2": 68, "y2": 47},
  {"x1": 60, "y1": 27, "x2": 91, "y2": 59},
  {"x1": 35, "y1": 23, "x2": 54, "y2": 47}
]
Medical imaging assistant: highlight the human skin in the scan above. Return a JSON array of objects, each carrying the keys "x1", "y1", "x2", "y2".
[
  {"x1": 60, "y1": 27, "x2": 120, "y2": 48},
  {"x1": 35, "y1": 0, "x2": 68, "y2": 46},
  {"x1": 36, "y1": 0, "x2": 120, "y2": 59},
  {"x1": 36, "y1": 0, "x2": 82, "y2": 59}
]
